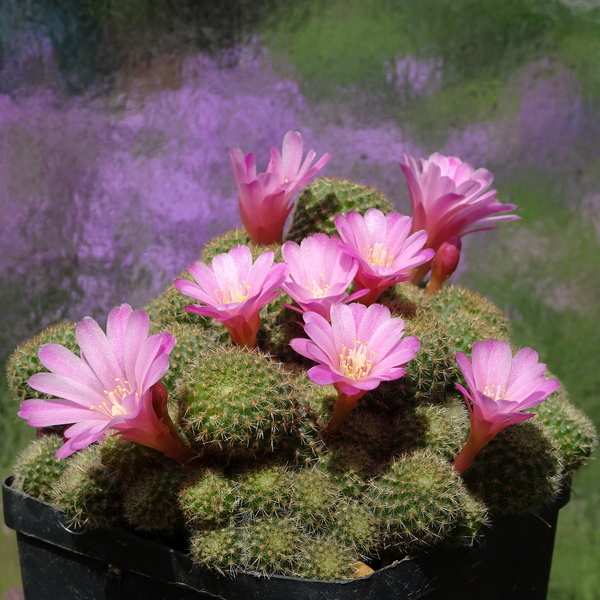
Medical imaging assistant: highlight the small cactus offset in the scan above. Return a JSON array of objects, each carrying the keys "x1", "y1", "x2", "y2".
[
  {"x1": 123, "y1": 468, "x2": 190, "y2": 534},
  {"x1": 13, "y1": 435, "x2": 68, "y2": 501},
  {"x1": 8, "y1": 155, "x2": 597, "y2": 586},
  {"x1": 50, "y1": 443, "x2": 124, "y2": 530},
  {"x1": 175, "y1": 345, "x2": 306, "y2": 459},
  {"x1": 179, "y1": 469, "x2": 238, "y2": 529},
  {"x1": 242, "y1": 517, "x2": 302, "y2": 575},
  {"x1": 190, "y1": 525, "x2": 245, "y2": 574},
  {"x1": 366, "y1": 449, "x2": 470, "y2": 551},
  {"x1": 295, "y1": 534, "x2": 356, "y2": 581},
  {"x1": 236, "y1": 464, "x2": 294, "y2": 518}
]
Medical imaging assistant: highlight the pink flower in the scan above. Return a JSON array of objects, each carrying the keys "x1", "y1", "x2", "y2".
[
  {"x1": 290, "y1": 302, "x2": 419, "y2": 434},
  {"x1": 18, "y1": 304, "x2": 194, "y2": 462},
  {"x1": 400, "y1": 152, "x2": 519, "y2": 284},
  {"x1": 453, "y1": 339, "x2": 560, "y2": 473},
  {"x1": 230, "y1": 131, "x2": 330, "y2": 245},
  {"x1": 281, "y1": 233, "x2": 365, "y2": 320},
  {"x1": 334, "y1": 209, "x2": 434, "y2": 305},
  {"x1": 174, "y1": 245, "x2": 289, "y2": 348}
]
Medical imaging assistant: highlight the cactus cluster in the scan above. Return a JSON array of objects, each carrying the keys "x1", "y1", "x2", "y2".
[{"x1": 9, "y1": 176, "x2": 597, "y2": 582}]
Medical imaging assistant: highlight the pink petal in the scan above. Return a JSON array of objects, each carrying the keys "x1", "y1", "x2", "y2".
[
  {"x1": 76, "y1": 316, "x2": 123, "y2": 390},
  {"x1": 306, "y1": 364, "x2": 338, "y2": 386},
  {"x1": 19, "y1": 399, "x2": 101, "y2": 427},
  {"x1": 37, "y1": 343, "x2": 97, "y2": 388},
  {"x1": 106, "y1": 304, "x2": 134, "y2": 370},
  {"x1": 28, "y1": 372, "x2": 105, "y2": 406}
]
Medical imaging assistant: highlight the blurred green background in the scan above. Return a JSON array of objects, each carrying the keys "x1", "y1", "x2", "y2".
[{"x1": 2, "y1": 1, "x2": 600, "y2": 598}]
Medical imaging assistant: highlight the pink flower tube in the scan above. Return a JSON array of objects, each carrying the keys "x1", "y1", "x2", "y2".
[
  {"x1": 175, "y1": 245, "x2": 289, "y2": 348},
  {"x1": 281, "y1": 233, "x2": 365, "y2": 320},
  {"x1": 18, "y1": 304, "x2": 194, "y2": 462},
  {"x1": 231, "y1": 131, "x2": 330, "y2": 245},
  {"x1": 290, "y1": 302, "x2": 420, "y2": 435},
  {"x1": 400, "y1": 152, "x2": 519, "y2": 284},
  {"x1": 453, "y1": 339, "x2": 560, "y2": 474},
  {"x1": 334, "y1": 208, "x2": 434, "y2": 305}
]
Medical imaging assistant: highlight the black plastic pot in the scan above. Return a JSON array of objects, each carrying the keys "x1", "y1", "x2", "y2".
[{"x1": 3, "y1": 475, "x2": 569, "y2": 600}]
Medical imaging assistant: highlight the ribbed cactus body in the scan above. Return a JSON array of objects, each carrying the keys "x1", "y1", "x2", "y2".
[
  {"x1": 463, "y1": 421, "x2": 563, "y2": 513},
  {"x1": 289, "y1": 470, "x2": 343, "y2": 531},
  {"x1": 179, "y1": 469, "x2": 237, "y2": 529},
  {"x1": 8, "y1": 161, "x2": 598, "y2": 584},
  {"x1": 200, "y1": 228, "x2": 283, "y2": 264},
  {"x1": 296, "y1": 535, "x2": 356, "y2": 581},
  {"x1": 176, "y1": 346, "x2": 305, "y2": 458},
  {"x1": 190, "y1": 525, "x2": 245, "y2": 574},
  {"x1": 317, "y1": 444, "x2": 374, "y2": 497},
  {"x1": 7, "y1": 321, "x2": 77, "y2": 403},
  {"x1": 366, "y1": 450, "x2": 468, "y2": 549},
  {"x1": 427, "y1": 285, "x2": 511, "y2": 352},
  {"x1": 236, "y1": 464, "x2": 293, "y2": 517},
  {"x1": 401, "y1": 313, "x2": 460, "y2": 402},
  {"x1": 533, "y1": 387, "x2": 598, "y2": 473},
  {"x1": 331, "y1": 500, "x2": 381, "y2": 556},
  {"x1": 13, "y1": 435, "x2": 68, "y2": 501},
  {"x1": 286, "y1": 177, "x2": 394, "y2": 242},
  {"x1": 339, "y1": 408, "x2": 397, "y2": 466},
  {"x1": 243, "y1": 517, "x2": 302, "y2": 574},
  {"x1": 123, "y1": 468, "x2": 190, "y2": 534},
  {"x1": 395, "y1": 397, "x2": 470, "y2": 459},
  {"x1": 51, "y1": 444, "x2": 123, "y2": 529}
]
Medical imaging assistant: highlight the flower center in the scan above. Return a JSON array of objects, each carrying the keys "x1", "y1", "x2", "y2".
[
  {"x1": 483, "y1": 384, "x2": 510, "y2": 401},
  {"x1": 365, "y1": 243, "x2": 394, "y2": 267},
  {"x1": 340, "y1": 340, "x2": 375, "y2": 380},
  {"x1": 91, "y1": 378, "x2": 134, "y2": 417},
  {"x1": 304, "y1": 273, "x2": 331, "y2": 298},
  {"x1": 215, "y1": 280, "x2": 251, "y2": 304}
]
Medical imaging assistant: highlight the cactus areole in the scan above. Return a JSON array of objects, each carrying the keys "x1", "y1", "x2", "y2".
[{"x1": 5, "y1": 141, "x2": 596, "y2": 594}]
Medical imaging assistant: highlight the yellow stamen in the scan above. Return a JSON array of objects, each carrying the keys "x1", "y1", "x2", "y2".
[
  {"x1": 215, "y1": 280, "x2": 252, "y2": 304},
  {"x1": 340, "y1": 340, "x2": 376, "y2": 380},
  {"x1": 91, "y1": 378, "x2": 135, "y2": 417},
  {"x1": 365, "y1": 243, "x2": 395, "y2": 267},
  {"x1": 483, "y1": 384, "x2": 510, "y2": 401},
  {"x1": 304, "y1": 273, "x2": 331, "y2": 298}
]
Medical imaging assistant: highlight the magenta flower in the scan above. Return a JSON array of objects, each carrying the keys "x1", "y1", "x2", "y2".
[
  {"x1": 230, "y1": 131, "x2": 330, "y2": 245},
  {"x1": 290, "y1": 302, "x2": 420, "y2": 434},
  {"x1": 400, "y1": 152, "x2": 519, "y2": 284},
  {"x1": 18, "y1": 304, "x2": 194, "y2": 462},
  {"x1": 453, "y1": 340, "x2": 560, "y2": 473},
  {"x1": 334, "y1": 209, "x2": 434, "y2": 305},
  {"x1": 281, "y1": 233, "x2": 366, "y2": 320},
  {"x1": 175, "y1": 245, "x2": 289, "y2": 348}
]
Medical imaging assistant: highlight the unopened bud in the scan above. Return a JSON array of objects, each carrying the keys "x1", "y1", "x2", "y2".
[{"x1": 425, "y1": 236, "x2": 462, "y2": 298}]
